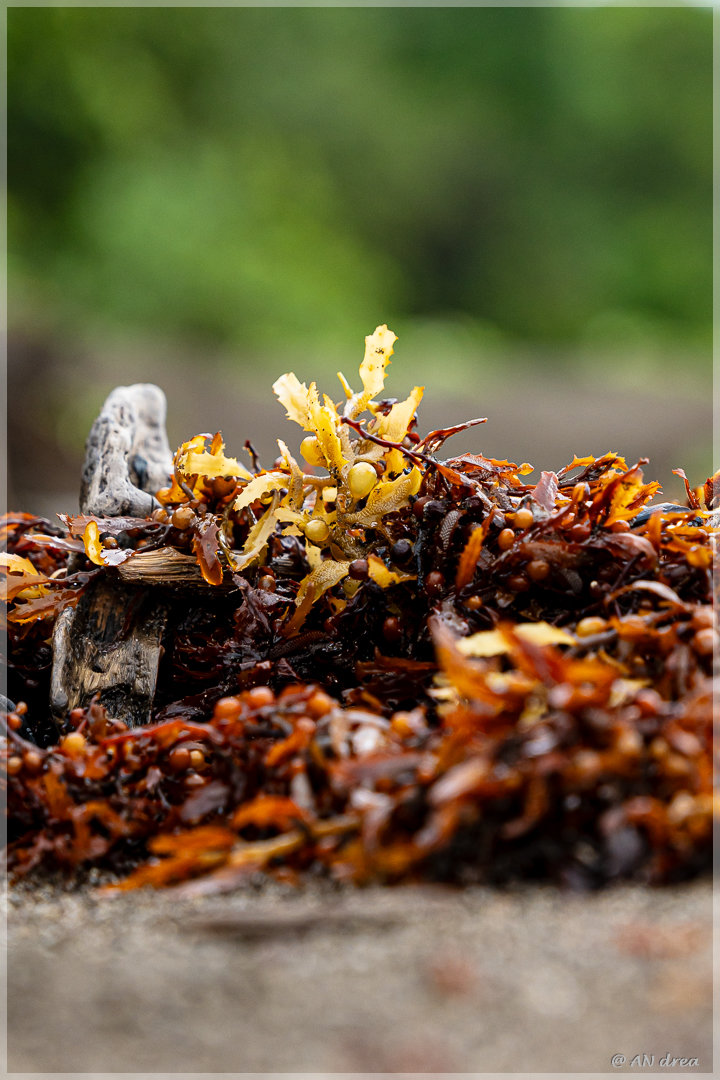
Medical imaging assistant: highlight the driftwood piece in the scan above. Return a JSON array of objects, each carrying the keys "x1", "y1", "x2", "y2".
[
  {"x1": 115, "y1": 546, "x2": 233, "y2": 589},
  {"x1": 51, "y1": 385, "x2": 174, "y2": 728},
  {"x1": 79, "y1": 383, "x2": 173, "y2": 518},
  {"x1": 50, "y1": 579, "x2": 169, "y2": 726}
]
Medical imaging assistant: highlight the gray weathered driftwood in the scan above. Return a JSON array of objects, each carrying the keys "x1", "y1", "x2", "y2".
[
  {"x1": 79, "y1": 383, "x2": 173, "y2": 519},
  {"x1": 50, "y1": 385, "x2": 174, "y2": 728}
]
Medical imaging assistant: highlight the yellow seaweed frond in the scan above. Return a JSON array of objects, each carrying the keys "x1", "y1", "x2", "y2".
[
  {"x1": 0, "y1": 553, "x2": 49, "y2": 601},
  {"x1": 366, "y1": 554, "x2": 416, "y2": 588},
  {"x1": 457, "y1": 622, "x2": 576, "y2": 658},
  {"x1": 294, "y1": 559, "x2": 351, "y2": 609},
  {"x1": 347, "y1": 467, "x2": 423, "y2": 528},
  {"x1": 273, "y1": 372, "x2": 312, "y2": 430},
  {"x1": 374, "y1": 386, "x2": 424, "y2": 445},
  {"x1": 359, "y1": 325, "x2": 397, "y2": 402},
  {"x1": 180, "y1": 447, "x2": 252, "y2": 482},
  {"x1": 231, "y1": 499, "x2": 280, "y2": 571},
  {"x1": 234, "y1": 471, "x2": 289, "y2": 512},
  {"x1": 336, "y1": 371, "x2": 354, "y2": 399},
  {"x1": 307, "y1": 384, "x2": 346, "y2": 471},
  {"x1": 276, "y1": 439, "x2": 306, "y2": 509},
  {"x1": 83, "y1": 521, "x2": 106, "y2": 567}
]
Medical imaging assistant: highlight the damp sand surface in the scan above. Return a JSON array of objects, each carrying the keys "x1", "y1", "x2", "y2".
[{"x1": 6, "y1": 876, "x2": 712, "y2": 1075}]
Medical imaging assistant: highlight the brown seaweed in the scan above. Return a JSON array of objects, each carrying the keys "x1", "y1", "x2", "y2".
[{"x1": 2, "y1": 326, "x2": 716, "y2": 892}]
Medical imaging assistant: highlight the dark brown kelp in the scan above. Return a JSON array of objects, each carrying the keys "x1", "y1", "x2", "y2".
[{"x1": 2, "y1": 326, "x2": 717, "y2": 893}]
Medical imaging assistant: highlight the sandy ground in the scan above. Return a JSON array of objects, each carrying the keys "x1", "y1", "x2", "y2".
[{"x1": 5, "y1": 877, "x2": 713, "y2": 1075}]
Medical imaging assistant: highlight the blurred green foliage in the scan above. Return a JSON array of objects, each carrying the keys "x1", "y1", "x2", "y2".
[{"x1": 8, "y1": 6, "x2": 712, "y2": 356}]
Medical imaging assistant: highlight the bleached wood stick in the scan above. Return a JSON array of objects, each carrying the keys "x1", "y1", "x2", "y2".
[{"x1": 51, "y1": 385, "x2": 174, "y2": 728}]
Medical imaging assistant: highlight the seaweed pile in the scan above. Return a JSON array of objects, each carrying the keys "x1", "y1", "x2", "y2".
[{"x1": 2, "y1": 327, "x2": 717, "y2": 893}]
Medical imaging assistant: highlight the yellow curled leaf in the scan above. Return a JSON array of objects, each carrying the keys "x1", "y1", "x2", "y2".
[
  {"x1": 326, "y1": 595, "x2": 348, "y2": 614},
  {"x1": 0, "y1": 553, "x2": 48, "y2": 600},
  {"x1": 347, "y1": 467, "x2": 422, "y2": 526},
  {"x1": 0, "y1": 553, "x2": 43, "y2": 577},
  {"x1": 234, "y1": 471, "x2": 289, "y2": 512},
  {"x1": 367, "y1": 554, "x2": 416, "y2": 588},
  {"x1": 308, "y1": 384, "x2": 346, "y2": 471},
  {"x1": 83, "y1": 521, "x2": 105, "y2": 566},
  {"x1": 431, "y1": 619, "x2": 505, "y2": 707},
  {"x1": 305, "y1": 543, "x2": 324, "y2": 570},
  {"x1": 180, "y1": 448, "x2": 252, "y2": 481},
  {"x1": 563, "y1": 455, "x2": 595, "y2": 471},
  {"x1": 384, "y1": 448, "x2": 408, "y2": 477},
  {"x1": 322, "y1": 393, "x2": 340, "y2": 419},
  {"x1": 231, "y1": 500, "x2": 279, "y2": 571},
  {"x1": 294, "y1": 559, "x2": 350, "y2": 608},
  {"x1": 276, "y1": 439, "x2": 306, "y2": 508},
  {"x1": 457, "y1": 622, "x2": 576, "y2": 658},
  {"x1": 274, "y1": 507, "x2": 307, "y2": 526},
  {"x1": 374, "y1": 385, "x2": 424, "y2": 445},
  {"x1": 606, "y1": 472, "x2": 661, "y2": 523},
  {"x1": 454, "y1": 629, "x2": 509, "y2": 658},
  {"x1": 359, "y1": 325, "x2": 396, "y2": 403},
  {"x1": 177, "y1": 434, "x2": 207, "y2": 458},
  {"x1": 336, "y1": 371, "x2": 354, "y2": 399},
  {"x1": 273, "y1": 372, "x2": 312, "y2": 429}
]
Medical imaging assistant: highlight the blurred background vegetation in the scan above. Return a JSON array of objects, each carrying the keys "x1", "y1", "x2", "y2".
[{"x1": 7, "y1": 5, "x2": 713, "y2": 514}]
